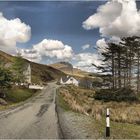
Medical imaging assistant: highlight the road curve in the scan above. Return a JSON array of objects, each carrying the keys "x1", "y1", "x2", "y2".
[{"x1": 0, "y1": 82, "x2": 61, "y2": 139}]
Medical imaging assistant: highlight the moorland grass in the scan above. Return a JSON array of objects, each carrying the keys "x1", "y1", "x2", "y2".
[
  {"x1": 58, "y1": 86, "x2": 140, "y2": 139},
  {"x1": 58, "y1": 85, "x2": 140, "y2": 124}
]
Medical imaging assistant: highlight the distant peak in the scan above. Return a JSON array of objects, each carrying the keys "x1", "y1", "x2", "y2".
[{"x1": 59, "y1": 61, "x2": 73, "y2": 67}]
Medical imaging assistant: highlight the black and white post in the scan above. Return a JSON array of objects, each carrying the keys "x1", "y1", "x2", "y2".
[{"x1": 106, "y1": 108, "x2": 110, "y2": 137}]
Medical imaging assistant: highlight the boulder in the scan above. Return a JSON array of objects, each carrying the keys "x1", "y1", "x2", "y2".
[{"x1": 0, "y1": 98, "x2": 8, "y2": 105}]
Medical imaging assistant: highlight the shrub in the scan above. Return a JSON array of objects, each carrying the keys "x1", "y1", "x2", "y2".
[
  {"x1": 94, "y1": 88, "x2": 138, "y2": 102},
  {"x1": 5, "y1": 87, "x2": 39, "y2": 103}
]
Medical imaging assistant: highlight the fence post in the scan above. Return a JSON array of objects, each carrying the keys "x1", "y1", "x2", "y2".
[{"x1": 106, "y1": 108, "x2": 110, "y2": 137}]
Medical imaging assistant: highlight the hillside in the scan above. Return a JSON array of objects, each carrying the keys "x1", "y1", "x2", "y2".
[
  {"x1": 49, "y1": 62, "x2": 73, "y2": 74},
  {"x1": 0, "y1": 50, "x2": 65, "y2": 84},
  {"x1": 30, "y1": 62, "x2": 65, "y2": 84},
  {"x1": 49, "y1": 61, "x2": 95, "y2": 78}
]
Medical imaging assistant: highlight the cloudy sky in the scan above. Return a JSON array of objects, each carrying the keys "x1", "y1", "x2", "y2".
[{"x1": 0, "y1": 0, "x2": 140, "y2": 72}]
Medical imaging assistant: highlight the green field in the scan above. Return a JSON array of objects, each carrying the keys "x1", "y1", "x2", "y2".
[{"x1": 5, "y1": 87, "x2": 39, "y2": 103}]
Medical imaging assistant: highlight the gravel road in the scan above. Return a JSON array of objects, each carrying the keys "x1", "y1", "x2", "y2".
[
  {"x1": 0, "y1": 82, "x2": 62, "y2": 139},
  {"x1": 57, "y1": 106, "x2": 100, "y2": 139}
]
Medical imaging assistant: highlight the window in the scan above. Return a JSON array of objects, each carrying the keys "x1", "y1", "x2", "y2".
[{"x1": 70, "y1": 78, "x2": 73, "y2": 81}]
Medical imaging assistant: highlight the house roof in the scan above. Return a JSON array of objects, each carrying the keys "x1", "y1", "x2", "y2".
[
  {"x1": 61, "y1": 76, "x2": 70, "y2": 83},
  {"x1": 61, "y1": 76, "x2": 77, "y2": 83}
]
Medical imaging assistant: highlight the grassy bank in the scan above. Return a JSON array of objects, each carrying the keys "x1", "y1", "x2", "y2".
[
  {"x1": 57, "y1": 85, "x2": 140, "y2": 139},
  {"x1": 58, "y1": 85, "x2": 140, "y2": 124},
  {"x1": 0, "y1": 87, "x2": 40, "y2": 111},
  {"x1": 5, "y1": 87, "x2": 40, "y2": 103},
  {"x1": 90, "y1": 117, "x2": 140, "y2": 139}
]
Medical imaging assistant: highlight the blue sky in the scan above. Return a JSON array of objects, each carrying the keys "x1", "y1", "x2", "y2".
[
  {"x1": 1, "y1": 1, "x2": 140, "y2": 72},
  {"x1": 0, "y1": 1, "x2": 105, "y2": 53}
]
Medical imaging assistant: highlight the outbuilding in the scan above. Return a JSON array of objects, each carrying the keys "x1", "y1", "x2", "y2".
[{"x1": 60, "y1": 76, "x2": 79, "y2": 86}]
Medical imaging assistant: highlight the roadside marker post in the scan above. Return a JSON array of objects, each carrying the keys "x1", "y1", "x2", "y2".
[{"x1": 106, "y1": 108, "x2": 110, "y2": 137}]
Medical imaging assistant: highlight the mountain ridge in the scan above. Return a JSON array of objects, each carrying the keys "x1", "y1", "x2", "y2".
[{"x1": 49, "y1": 61, "x2": 95, "y2": 78}]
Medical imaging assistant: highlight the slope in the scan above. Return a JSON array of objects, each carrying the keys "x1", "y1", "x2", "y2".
[{"x1": 0, "y1": 50, "x2": 65, "y2": 84}]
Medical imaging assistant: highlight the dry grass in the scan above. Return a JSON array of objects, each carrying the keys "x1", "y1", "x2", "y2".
[{"x1": 58, "y1": 85, "x2": 140, "y2": 124}]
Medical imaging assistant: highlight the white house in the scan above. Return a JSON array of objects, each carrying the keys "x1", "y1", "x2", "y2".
[{"x1": 60, "y1": 76, "x2": 79, "y2": 86}]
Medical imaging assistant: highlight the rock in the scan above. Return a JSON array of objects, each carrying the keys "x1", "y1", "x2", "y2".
[{"x1": 0, "y1": 98, "x2": 8, "y2": 105}]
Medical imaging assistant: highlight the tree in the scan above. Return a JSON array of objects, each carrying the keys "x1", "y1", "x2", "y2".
[
  {"x1": 94, "y1": 36, "x2": 140, "y2": 93},
  {"x1": 96, "y1": 42, "x2": 122, "y2": 89},
  {"x1": 79, "y1": 76, "x2": 91, "y2": 89},
  {"x1": 0, "y1": 68, "x2": 13, "y2": 97},
  {"x1": 12, "y1": 56, "x2": 26, "y2": 84}
]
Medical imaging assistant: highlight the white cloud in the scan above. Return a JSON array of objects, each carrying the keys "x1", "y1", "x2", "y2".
[
  {"x1": 0, "y1": 12, "x2": 31, "y2": 53},
  {"x1": 19, "y1": 49, "x2": 41, "y2": 62},
  {"x1": 20, "y1": 39, "x2": 74, "y2": 63},
  {"x1": 73, "y1": 52, "x2": 102, "y2": 72},
  {"x1": 83, "y1": 0, "x2": 140, "y2": 38},
  {"x1": 33, "y1": 39, "x2": 73, "y2": 60},
  {"x1": 33, "y1": 39, "x2": 64, "y2": 52},
  {"x1": 0, "y1": 12, "x2": 73, "y2": 62},
  {"x1": 20, "y1": 39, "x2": 103, "y2": 73},
  {"x1": 96, "y1": 38, "x2": 108, "y2": 53},
  {"x1": 82, "y1": 44, "x2": 90, "y2": 50}
]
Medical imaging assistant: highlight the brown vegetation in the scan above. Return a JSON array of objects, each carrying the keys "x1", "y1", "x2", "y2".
[{"x1": 58, "y1": 85, "x2": 140, "y2": 124}]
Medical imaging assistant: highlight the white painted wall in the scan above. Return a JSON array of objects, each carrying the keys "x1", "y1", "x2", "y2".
[
  {"x1": 60, "y1": 77, "x2": 79, "y2": 86},
  {"x1": 29, "y1": 85, "x2": 44, "y2": 90},
  {"x1": 60, "y1": 78, "x2": 64, "y2": 84}
]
